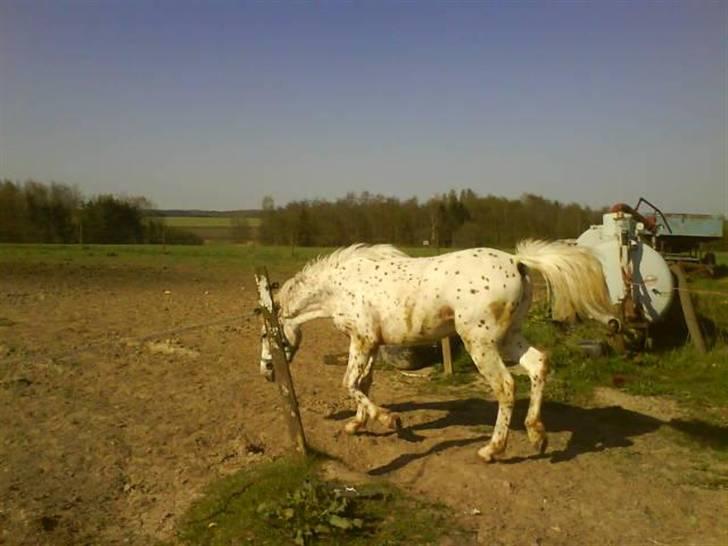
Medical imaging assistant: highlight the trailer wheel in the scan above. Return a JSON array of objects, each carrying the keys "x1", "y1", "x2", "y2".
[{"x1": 701, "y1": 252, "x2": 716, "y2": 266}]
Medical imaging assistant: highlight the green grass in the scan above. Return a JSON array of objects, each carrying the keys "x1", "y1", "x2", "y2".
[
  {"x1": 155, "y1": 216, "x2": 233, "y2": 227},
  {"x1": 173, "y1": 455, "x2": 467, "y2": 546},
  {"x1": 430, "y1": 295, "x2": 728, "y2": 423},
  {"x1": 0, "y1": 243, "x2": 332, "y2": 271},
  {"x1": 0, "y1": 243, "x2": 448, "y2": 271},
  {"x1": 544, "y1": 336, "x2": 728, "y2": 409},
  {"x1": 147, "y1": 215, "x2": 262, "y2": 242}
]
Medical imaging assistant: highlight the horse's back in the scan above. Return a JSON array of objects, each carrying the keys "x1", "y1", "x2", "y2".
[{"x1": 344, "y1": 248, "x2": 526, "y2": 344}]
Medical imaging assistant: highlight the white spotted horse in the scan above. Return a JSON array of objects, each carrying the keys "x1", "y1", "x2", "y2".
[{"x1": 259, "y1": 241, "x2": 617, "y2": 462}]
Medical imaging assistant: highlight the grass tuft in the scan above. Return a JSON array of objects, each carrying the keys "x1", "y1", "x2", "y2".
[{"x1": 174, "y1": 455, "x2": 467, "y2": 546}]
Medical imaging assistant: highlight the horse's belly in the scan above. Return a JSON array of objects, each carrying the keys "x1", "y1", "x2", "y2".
[{"x1": 379, "y1": 313, "x2": 454, "y2": 345}]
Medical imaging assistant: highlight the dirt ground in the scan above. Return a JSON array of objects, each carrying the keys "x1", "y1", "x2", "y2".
[{"x1": 1, "y1": 260, "x2": 727, "y2": 546}]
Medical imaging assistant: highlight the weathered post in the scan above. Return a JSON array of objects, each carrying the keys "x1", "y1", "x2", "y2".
[
  {"x1": 670, "y1": 264, "x2": 707, "y2": 354},
  {"x1": 254, "y1": 267, "x2": 308, "y2": 455},
  {"x1": 441, "y1": 337, "x2": 453, "y2": 376}
]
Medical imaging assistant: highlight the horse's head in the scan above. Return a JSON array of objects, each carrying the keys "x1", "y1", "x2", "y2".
[{"x1": 258, "y1": 317, "x2": 301, "y2": 382}]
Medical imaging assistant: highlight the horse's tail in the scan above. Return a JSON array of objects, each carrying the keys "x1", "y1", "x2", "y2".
[{"x1": 515, "y1": 239, "x2": 618, "y2": 328}]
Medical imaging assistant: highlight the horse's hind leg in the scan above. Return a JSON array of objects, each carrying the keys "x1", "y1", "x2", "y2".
[
  {"x1": 342, "y1": 338, "x2": 399, "y2": 434},
  {"x1": 501, "y1": 332, "x2": 548, "y2": 453},
  {"x1": 462, "y1": 336, "x2": 515, "y2": 462},
  {"x1": 498, "y1": 271, "x2": 548, "y2": 453}
]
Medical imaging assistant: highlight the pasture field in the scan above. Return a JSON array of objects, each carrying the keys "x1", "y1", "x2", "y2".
[
  {"x1": 1, "y1": 243, "x2": 726, "y2": 545},
  {"x1": 156, "y1": 216, "x2": 234, "y2": 227},
  {"x1": 152, "y1": 215, "x2": 262, "y2": 242},
  {"x1": 155, "y1": 214, "x2": 262, "y2": 227}
]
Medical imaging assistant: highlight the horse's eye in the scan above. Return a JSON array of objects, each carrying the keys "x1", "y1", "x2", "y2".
[{"x1": 261, "y1": 333, "x2": 268, "y2": 339}]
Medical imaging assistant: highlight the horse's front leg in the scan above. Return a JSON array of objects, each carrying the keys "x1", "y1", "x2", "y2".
[{"x1": 342, "y1": 338, "x2": 400, "y2": 434}]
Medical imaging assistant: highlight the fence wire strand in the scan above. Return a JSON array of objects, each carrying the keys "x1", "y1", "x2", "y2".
[
  {"x1": 3, "y1": 278, "x2": 727, "y2": 368},
  {"x1": 2, "y1": 313, "x2": 253, "y2": 367}
]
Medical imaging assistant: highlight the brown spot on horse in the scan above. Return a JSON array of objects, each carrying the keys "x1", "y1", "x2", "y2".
[
  {"x1": 438, "y1": 306, "x2": 455, "y2": 320},
  {"x1": 489, "y1": 300, "x2": 513, "y2": 327}
]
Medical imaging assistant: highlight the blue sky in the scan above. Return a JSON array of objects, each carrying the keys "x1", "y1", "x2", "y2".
[{"x1": 1, "y1": 1, "x2": 726, "y2": 214}]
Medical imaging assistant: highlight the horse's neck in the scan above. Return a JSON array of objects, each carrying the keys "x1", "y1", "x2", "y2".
[{"x1": 284, "y1": 271, "x2": 336, "y2": 325}]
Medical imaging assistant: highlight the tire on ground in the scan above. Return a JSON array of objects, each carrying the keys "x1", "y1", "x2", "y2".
[{"x1": 377, "y1": 344, "x2": 442, "y2": 370}]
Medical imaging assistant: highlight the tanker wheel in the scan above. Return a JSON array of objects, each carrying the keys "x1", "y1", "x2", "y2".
[
  {"x1": 607, "y1": 328, "x2": 647, "y2": 353},
  {"x1": 606, "y1": 332, "x2": 626, "y2": 354},
  {"x1": 701, "y1": 252, "x2": 717, "y2": 276},
  {"x1": 701, "y1": 252, "x2": 716, "y2": 266},
  {"x1": 626, "y1": 327, "x2": 648, "y2": 352}
]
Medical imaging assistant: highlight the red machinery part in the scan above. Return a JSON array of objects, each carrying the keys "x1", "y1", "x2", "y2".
[{"x1": 609, "y1": 203, "x2": 657, "y2": 232}]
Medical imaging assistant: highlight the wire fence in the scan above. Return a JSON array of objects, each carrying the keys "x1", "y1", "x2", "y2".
[
  {"x1": 2, "y1": 313, "x2": 253, "y2": 368},
  {"x1": 2, "y1": 281, "x2": 727, "y2": 369}
]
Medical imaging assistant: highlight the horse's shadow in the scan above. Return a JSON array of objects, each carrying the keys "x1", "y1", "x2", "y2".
[{"x1": 326, "y1": 398, "x2": 728, "y2": 475}]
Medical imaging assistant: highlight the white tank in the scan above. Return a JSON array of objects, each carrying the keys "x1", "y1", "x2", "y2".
[{"x1": 577, "y1": 212, "x2": 673, "y2": 322}]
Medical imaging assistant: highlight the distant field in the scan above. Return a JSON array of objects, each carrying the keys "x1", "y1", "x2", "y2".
[
  {"x1": 157, "y1": 216, "x2": 232, "y2": 227},
  {"x1": 152, "y1": 215, "x2": 261, "y2": 242},
  {"x1": 155, "y1": 216, "x2": 262, "y2": 228}
]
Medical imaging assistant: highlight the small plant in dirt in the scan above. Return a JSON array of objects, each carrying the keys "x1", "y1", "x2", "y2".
[
  {"x1": 257, "y1": 478, "x2": 366, "y2": 545},
  {"x1": 175, "y1": 455, "x2": 466, "y2": 546}
]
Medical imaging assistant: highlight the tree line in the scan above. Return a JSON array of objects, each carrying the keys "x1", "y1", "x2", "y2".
[
  {"x1": 258, "y1": 190, "x2": 606, "y2": 248},
  {"x1": 0, "y1": 179, "x2": 201, "y2": 244},
  {"x1": 3, "y1": 179, "x2": 724, "y2": 250}
]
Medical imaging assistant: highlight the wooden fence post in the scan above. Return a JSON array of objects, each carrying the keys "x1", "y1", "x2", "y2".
[
  {"x1": 670, "y1": 264, "x2": 707, "y2": 354},
  {"x1": 441, "y1": 336, "x2": 453, "y2": 376},
  {"x1": 254, "y1": 267, "x2": 308, "y2": 455}
]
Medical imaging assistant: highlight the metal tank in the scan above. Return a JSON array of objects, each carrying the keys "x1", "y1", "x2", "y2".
[{"x1": 577, "y1": 209, "x2": 674, "y2": 325}]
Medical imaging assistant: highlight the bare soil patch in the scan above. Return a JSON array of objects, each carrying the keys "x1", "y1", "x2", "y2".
[{"x1": 1, "y1": 261, "x2": 726, "y2": 545}]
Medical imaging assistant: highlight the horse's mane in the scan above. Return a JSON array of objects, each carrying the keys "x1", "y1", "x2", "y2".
[
  {"x1": 279, "y1": 244, "x2": 408, "y2": 305},
  {"x1": 301, "y1": 243, "x2": 407, "y2": 275}
]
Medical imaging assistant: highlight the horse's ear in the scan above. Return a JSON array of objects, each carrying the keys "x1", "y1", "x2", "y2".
[{"x1": 270, "y1": 282, "x2": 280, "y2": 290}]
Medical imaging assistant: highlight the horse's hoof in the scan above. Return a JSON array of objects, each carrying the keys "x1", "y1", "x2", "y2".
[
  {"x1": 476, "y1": 445, "x2": 497, "y2": 463},
  {"x1": 344, "y1": 420, "x2": 363, "y2": 435},
  {"x1": 534, "y1": 434, "x2": 548, "y2": 455},
  {"x1": 377, "y1": 412, "x2": 402, "y2": 431},
  {"x1": 388, "y1": 414, "x2": 402, "y2": 431},
  {"x1": 526, "y1": 422, "x2": 547, "y2": 454}
]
